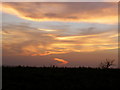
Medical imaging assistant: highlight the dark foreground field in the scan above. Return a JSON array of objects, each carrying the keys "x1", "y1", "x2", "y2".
[{"x1": 2, "y1": 66, "x2": 120, "y2": 90}]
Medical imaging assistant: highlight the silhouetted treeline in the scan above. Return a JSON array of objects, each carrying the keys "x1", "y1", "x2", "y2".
[{"x1": 2, "y1": 66, "x2": 120, "y2": 90}]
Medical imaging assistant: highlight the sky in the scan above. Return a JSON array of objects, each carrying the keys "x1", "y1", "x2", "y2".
[
  {"x1": 1, "y1": 2, "x2": 118, "y2": 67},
  {"x1": 2, "y1": 0, "x2": 119, "y2": 2}
]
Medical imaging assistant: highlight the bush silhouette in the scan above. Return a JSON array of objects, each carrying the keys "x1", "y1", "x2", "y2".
[{"x1": 100, "y1": 59, "x2": 115, "y2": 69}]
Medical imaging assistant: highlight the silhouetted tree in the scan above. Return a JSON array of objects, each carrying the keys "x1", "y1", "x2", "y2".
[{"x1": 100, "y1": 59, "x2": 115, "y2": 69}]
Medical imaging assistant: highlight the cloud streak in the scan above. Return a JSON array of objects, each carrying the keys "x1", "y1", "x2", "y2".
[
  {"x1": 2, "y1": 2, "x2": 117, "y2": 24},
  {"x1": 54, "y1": 58, "x2": 68, "y2": 65},
  {"x1": 38, "y1": 28, "x2": 57, "y2": 32}
]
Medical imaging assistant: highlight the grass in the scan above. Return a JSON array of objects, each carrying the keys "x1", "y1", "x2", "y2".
[{"x1": 2, "y1": 66, "x2": 120, "y2": 90}]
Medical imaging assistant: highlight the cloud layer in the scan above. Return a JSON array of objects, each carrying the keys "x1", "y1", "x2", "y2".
[
  {"x1": 3, "y1": 23, "x2": 118, "y2": 56},
  {"x1": 2, "y1": 2, "x2": 118, "y2": 24}
]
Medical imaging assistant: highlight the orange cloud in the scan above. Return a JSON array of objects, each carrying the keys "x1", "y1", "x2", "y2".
[
  {"x1": 21, "y1": 32, "x2": 118, "y2": 56},
  {"x1": 38, "y1": 28, "x2": 57, "y2": 32},
  {"x1": 31, "y1": 51, "x2": 67, "y2": 56},
  {"x1": 54, "y1": 58, "x2": 68, "y2": 65},
  {"x1": 2, "y1": 24, "x2": 118, "y2": 56},
  {"x1": 2, "y1": 2, "x2": 118, "y2": 24}
]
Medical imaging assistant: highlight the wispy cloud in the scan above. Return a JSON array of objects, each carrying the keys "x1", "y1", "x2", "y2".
[
  {"x1": 2, "y1": 24, "x2": 118, "y2": 56},
  {"x1": 2, "y1": 2, "x2": 117, "y2": 24}
]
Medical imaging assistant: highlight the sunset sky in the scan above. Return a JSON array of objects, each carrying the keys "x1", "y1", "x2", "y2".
[{"x1": 2, "y1": 2, "x2": 118, "y2": 67}]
